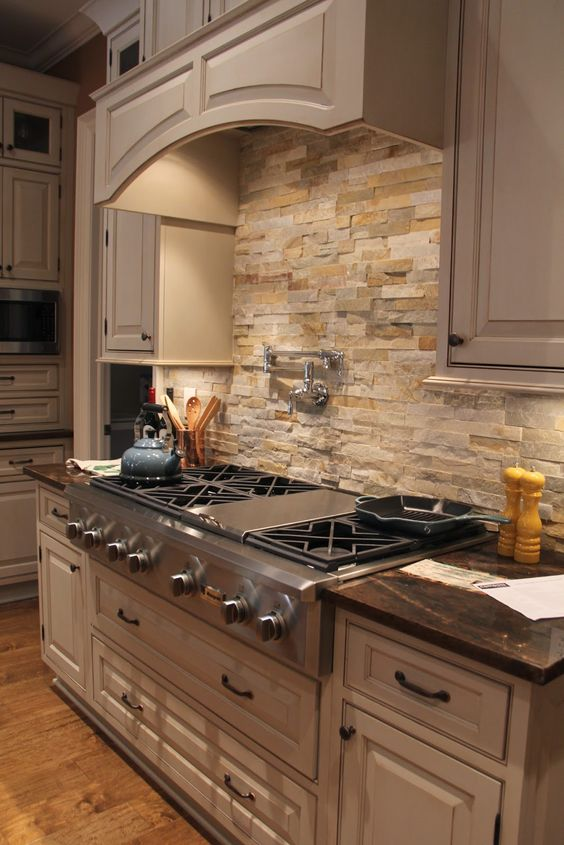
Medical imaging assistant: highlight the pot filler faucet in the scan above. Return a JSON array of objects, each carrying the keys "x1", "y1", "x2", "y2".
[{"x1": 262, "y1": 345, "x2": 344, "y2": 415}]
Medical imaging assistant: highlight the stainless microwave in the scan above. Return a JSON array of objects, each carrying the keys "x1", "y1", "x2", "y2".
[{"x1": 0, "y1": 289, "x2": 59, "y2": 354}]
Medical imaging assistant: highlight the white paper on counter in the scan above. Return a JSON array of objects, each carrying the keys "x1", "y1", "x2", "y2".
[{"x1": 474, "y1": 575, "x2": 564, "y2": 620}]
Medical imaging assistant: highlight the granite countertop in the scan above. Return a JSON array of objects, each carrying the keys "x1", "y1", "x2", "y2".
[
  {"x1": 23, "y1": 462, "x2": 91, "y2": 491},
  {"x1": 325, "y1": 540, "x2": 564, "y2": 685}
]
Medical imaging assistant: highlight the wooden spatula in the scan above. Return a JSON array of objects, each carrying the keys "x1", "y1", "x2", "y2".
[
  {"x1": 186, "y1": 395, "x2": 201, "y2": 431},
  {"x1": 196, "y1": 396, "x2": 221, "y2": 432},
  {"x1": 162, "y1": 394, "x2": 184, "y2": 432}
]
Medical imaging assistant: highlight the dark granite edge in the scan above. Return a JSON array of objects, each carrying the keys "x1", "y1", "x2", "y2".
[
  {"x1": 23, "y1": 463, "x2": 90, "y2": 491},
  {"x1": 0, "y1": 429, "x2": 73, "y2": 443},
  {"x1": 324, "y1": 589, "x2": 561, "y2": 685}
]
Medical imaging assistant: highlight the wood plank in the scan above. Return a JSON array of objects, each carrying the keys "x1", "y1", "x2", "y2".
[{"x1": 0, "y1": 600, "x2": 216, "y2": 845}]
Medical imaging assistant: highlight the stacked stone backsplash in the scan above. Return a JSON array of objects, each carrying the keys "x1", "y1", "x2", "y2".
[{"x1": 165, "y1": 126, "x2": 564, "y2": 551}]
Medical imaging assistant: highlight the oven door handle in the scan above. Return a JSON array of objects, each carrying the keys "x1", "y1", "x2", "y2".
[{"x1": 221, "y1": 674, "x2": 254, "y2": 700}]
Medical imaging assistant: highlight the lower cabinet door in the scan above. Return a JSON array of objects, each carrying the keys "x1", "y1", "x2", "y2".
[
  {"x1": 0, "y1": 481, "x2": 37, "y2": 584},
  {"x1": 39, "y1": 531, "x2": 86, "y2": 690},
  {"x1": 92, "y1": 636, "x2": 317, "y2": 845},
  {"x1": 338, "y1": 704, "x2": 501, "y2": 845}
]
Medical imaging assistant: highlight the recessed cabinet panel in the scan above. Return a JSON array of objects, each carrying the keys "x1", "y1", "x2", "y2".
[
  {"x1": 2, "y1": 98, "x2": 61, "y2": 167},
  {"x1": 442, "y1": 0, "x2": 564, "y2": 375},
  {"x1": 0, "y1": 444, "x2": 64, "y2": 482},
  {"x1": 0, "y1": 481, "x2": 36, "y2": 584},
  {"x1": 104, "y1": 209, "x2": 156, "y2": 352},
  {"x1": 108, "y1": 15, "x2": 141, "y2": 83},
  {"x1": 39, "y1": 531, "x2": 85, "y2": 689},
  {"x1": 0, "y1": 364, "x2": 58, "y2": 394},
  {"x1": 2, "y1": 168, "x2": 59, "y2": 281},
  {"x1": 143, "y1": 0, "x2": 203, "y2": 57},
  {"x1": 338, "y1": 704, "x2": 502, "y2": 845},
  {"x1": 0, "y1": 396, "x2": 59, "y2": 430}
]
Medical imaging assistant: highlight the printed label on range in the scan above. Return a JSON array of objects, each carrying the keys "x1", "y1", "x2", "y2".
[{"x1": 201, "y1": 585, "x2": 225, "y2": 606}]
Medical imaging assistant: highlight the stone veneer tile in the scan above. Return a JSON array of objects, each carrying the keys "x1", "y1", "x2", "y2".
[{"x1": 165, "y1": 125, "x2": 564, "y2": 552}]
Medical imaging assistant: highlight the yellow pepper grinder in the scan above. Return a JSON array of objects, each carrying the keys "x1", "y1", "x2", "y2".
[
  {"x1": 514, "y1": 468, "x2": 545, "y2": 564},
  {"x1": 497, "y1": 463, "x2": 524, "y2": 557}
]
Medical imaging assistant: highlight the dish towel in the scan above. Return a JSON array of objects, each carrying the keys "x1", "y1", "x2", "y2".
[{"x1": 65, "y1": 458, "x2": 122, "y2": 477}]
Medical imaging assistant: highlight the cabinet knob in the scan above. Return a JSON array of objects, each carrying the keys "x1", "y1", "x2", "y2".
[
  {"x1": 339, "y1": 725, "x2": 356, "y2": 741},
  {"x1": 5, "y1": 264, "x2": 13, "y2": 272},
  {"x1": 69, "y1": 563, "x2": 80, "y2": 573},
  {"x1": 141, "y1": 331, "x2": 152, "y2": 341},
  {"x1": 6, "y1": 144, "x2": 14, "y2": 151},
  {"x1": 448, "y1": 333, "x2": 464, "y2": 347}
]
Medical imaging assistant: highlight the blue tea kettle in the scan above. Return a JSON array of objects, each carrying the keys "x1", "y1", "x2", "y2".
[{"x1": 120, "y1": 402, "x2": 184, "y2": 485}]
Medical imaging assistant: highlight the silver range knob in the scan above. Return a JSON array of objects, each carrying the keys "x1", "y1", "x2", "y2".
[
  {"x1": 221, "y1": 596, "x2": 250, "y2": 625},
  {"x1": 106, "y1": 540, "x2": 128, "y2": 563},
  {"x1": 127, "y1": 550, "x2": 150, "y2": 573},
  {"x1": 82, "y1": 528, "x2": 103, "y2": 549},
  {"x1": 256, "y1": 610, "x2": 287, "y2": 642},
  {"x1": 65, "y1": 520, "x2": 84, "y2": 540},
  {"x1": 170, "y1": 570, "x2": 197, "y2": 597}
]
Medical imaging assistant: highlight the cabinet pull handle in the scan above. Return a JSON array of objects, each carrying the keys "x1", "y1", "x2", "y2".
[
  {"x1": 117, "y1": 607, "x2": 140, "y2": 626},
  {"x1": 448, "y1": 333, "x2": 464, "y2": 347},
  {"x1": 69, "y1": 563, "x2": 80, "y2": 573},
  {"x1": 394, "y1": 670, "x2": 451, "y2": 703},
  {"x1": 121, "y1": 692, "x2": 143, "y2": 712},
  {"x1": 9, "y1": 458, "x2": 33, "y2": 465},
  {"x1": 50, "y1": 506, "x2": 68, "y2": 519},
  {"x1": 339, "y1": 725, "x2": 356, "y2": 741},
  {"x1": 221, "y1": 673, "x2": 254, "y2": 700},
  {"x1": 0, "y1": 376, "x2": 15, "y2": 381},
  {"x1": 0, "y1": 409, "x2": 15, "y2": 415},
  {"x1": 140, "y1": 331, "x2": 152, "y2": 341},
  {"x1": 223, "y1": 773, "x2": 255, "y2": 801}
]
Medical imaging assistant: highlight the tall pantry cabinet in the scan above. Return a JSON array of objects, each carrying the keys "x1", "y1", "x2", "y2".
[{"x1": 0, "y1": 64, "x2": 77, "y2": 601}]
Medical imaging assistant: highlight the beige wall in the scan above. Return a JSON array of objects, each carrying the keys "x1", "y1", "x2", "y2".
[
  {"x1": 48, "y1": 34, "x2": 106, "y2": 116},
  {"x1": 165, "y1": 126, "x2": 563, "y2": 551}
]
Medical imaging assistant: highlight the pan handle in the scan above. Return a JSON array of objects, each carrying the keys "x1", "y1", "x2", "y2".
[{"x1": 460, "y1": 513, "x2": 512, "y2": 526}]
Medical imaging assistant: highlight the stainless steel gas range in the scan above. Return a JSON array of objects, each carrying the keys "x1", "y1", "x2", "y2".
[{"x1": 66, "y1": 464, "x2": 488, "y2": 677}]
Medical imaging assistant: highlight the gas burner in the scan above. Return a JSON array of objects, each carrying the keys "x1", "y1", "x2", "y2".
[{"x1": 246, "y1": 513, "x2": 420, "y2": 572}]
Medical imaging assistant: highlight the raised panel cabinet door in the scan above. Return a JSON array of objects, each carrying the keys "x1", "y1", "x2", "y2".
[
  {"x1": 2, "y1": 98, "x2": 61, "y2": 167},
  {"x1": 104, "y1": 209, "x2": 157, "y2": 352},
  {"x1": 143, "y1": 0, "x2": 203, "y2": 58},
  {"x1": 39, "y1": 531, "x2": 85, "y2": 690},
  {"x1": 108, "y1": 15, "x2": 141, "y2": 82},
  {"x1": 338, "y1": 705, "x2": 501, "y2": 845},
  {"x1": 445, "y1": 0, "x2": 564, "y2": 371},
  {"x1": 2, "y1": 167, "x2": 59, "y2": 281},
  {"x1": 0, "y1": 481, "x2": 37, "y2": 584}
]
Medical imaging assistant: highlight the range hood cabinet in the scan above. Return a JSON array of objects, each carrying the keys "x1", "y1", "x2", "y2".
[{"x1": 93, "y1": 0, "x2": 448, "y2": 212}]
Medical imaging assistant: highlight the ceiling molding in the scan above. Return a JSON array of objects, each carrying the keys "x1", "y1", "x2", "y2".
[
  {"x1": 81, "y1": 0, "x2": 139, "y2": 35},
  {"x1": 0, "y1": 13, "x2": 100, "y2": 71}
]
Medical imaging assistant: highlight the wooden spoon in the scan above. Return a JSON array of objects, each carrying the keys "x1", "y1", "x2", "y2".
[
  {"x1": 186, "y1": 395, "x2": 201, "y2": 431},
  {"x1": 196, "y1": 396, "x2": 221, "y2": 432},
  {"x1": 162, "y1": 394, "x2": 184, "y2": 432}
]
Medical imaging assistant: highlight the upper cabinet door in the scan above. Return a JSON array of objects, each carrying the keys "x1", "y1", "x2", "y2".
[
  {"x1": 104, "y1": 209, "x2": 157, "y2": 353},
  {"x1": 2, "y1": 168, "x2": 59, "y2": 282},
  {"x1": 108, "y1": 15, "x2": 141, "y2": 82},
  {"x1": 142, "y1": 0, "x2": 204, "y2": 58},
  {"x1": 438, "y1": 0, "x2": 564, "y2": 385},
  {"x1": 2, "y1": 98, "x2": 61, "y2": 167}
]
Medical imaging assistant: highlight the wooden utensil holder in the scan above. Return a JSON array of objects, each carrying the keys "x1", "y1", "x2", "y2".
[{"x1": 176, "y1": 429, "x2": 205, "y2": 467}]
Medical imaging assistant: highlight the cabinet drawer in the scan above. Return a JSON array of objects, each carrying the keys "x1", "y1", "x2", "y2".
[
  {"x1": 345, "y1": 622, "x2": 510, "y2": 759},
  {"x1": 0, "y1": 365, "x2": 58, "y2": 394},
  {"x1": 0, "y1": 396, "x2": 59, "y2": 429},
  {"x1": 38, "y1": 486, "x2": 69, "y2": 534},
  {"x1": 90, "y1": 563, "x2": 319, "y2": 777},
  {"x1": 92, "y1": 637, "x2": 316, "y2": 845},
  {"x1": 0, "y1": 444, "x2": 64, "y2": 482}
]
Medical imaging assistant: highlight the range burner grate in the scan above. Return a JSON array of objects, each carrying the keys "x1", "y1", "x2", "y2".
[
  {"x1": 90, "y1": 464, "x2": 321, "y2": 518},
  {"x1": 246, "y1": 513, "x2": 420, "y2": 572}
]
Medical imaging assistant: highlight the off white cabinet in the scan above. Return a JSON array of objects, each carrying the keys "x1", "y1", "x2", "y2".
[
  {"x1": 330, "y1": 611, "x2": 564, "y2": 845},
  {"x1": 141, "y1": 0, "x2": 246, "y2": 58},
  {"x1": 103, "y1": 209, "x2": 157, "y2": 353},
  {"x1": 1, "y1": 167, "x2": 59, "y2": 281},
  {"x1": 0, "y1": 481, "x2": 37, "y2": 586},
  {"x1": 434, "y1": 0, "x2": 564, "y2": 391},
  {"x1": 39, "y1": 528, "x2": 87, "y2": 693},
  {"x1": 339, "y1": 704, "x2": 501, "y2": 845},
  {"x1": 1, "y1": 97, "x2": 62, "y2": 168},
  {"x1": 107, "y1": 14, "x2": 141, "y2": 82}
]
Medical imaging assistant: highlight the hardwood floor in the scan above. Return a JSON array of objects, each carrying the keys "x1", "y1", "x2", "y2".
[{"x1": 0, "y1": 599, "x2": 215, "y2": 845}]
